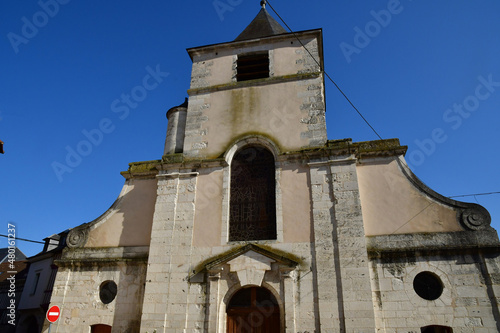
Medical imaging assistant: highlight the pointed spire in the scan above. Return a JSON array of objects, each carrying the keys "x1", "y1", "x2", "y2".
[{"x1": 234, "y1": 1, "x2": 287, "y2": 41}]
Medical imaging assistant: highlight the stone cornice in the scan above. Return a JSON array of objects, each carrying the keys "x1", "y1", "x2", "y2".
[
  {"x1": 122, "y1": 138, "x2": 408, "y2": 174},
  {"x1": 186, "y1": 28, "x2": 323, "y2": 60},
  {"x1": 367, "y1": 231, "x2": 500, "y2": 260},
  {"x1": 120, "y1": 160, "x2": 160, "y2": 180},
  {"x1": 187, "y1": 72, "x2": 322, "y2": 96},
  {"x1": 56, "y1": 246, "x2": 149, "y2": 268}
]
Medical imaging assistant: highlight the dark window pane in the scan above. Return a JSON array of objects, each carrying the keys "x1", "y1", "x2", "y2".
[
  {"x1": 413, "y1": 272, "x2": 443, "y2": 301},
  {"x1": 229, "y1": 146, "x2": 276, "y2": 241},
  {"x1": 99, "y1": 281, "x2": 117, "y2": 304},
  {"x1": 421, "y1": 325, "x2": 453, "y2": 333}
]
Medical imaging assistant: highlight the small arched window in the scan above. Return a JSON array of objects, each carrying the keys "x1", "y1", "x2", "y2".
[
  {"x1": 421, "y1": 325, "x2": 453, "y2": 333},
  {"x1": 229, "y1": 146, "x2": 276, "y2": 241},
  {"x1": 91, "y1": 324, "x2": 112, "y2": 333}
]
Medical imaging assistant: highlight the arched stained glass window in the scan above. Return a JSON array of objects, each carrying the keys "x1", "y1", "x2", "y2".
[{"x1": 229, "y1": 146, "x2": 276, "y2": 241}]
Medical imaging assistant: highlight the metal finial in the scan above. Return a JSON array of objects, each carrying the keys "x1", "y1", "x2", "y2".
[{"x1": 261, "y1": 0, "x2": 267, "y2": 9}]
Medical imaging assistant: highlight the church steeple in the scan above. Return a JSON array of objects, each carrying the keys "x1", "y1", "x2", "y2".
[
  {"x1": 185, "y1": 4, "x2": 326, "y2": 159},
  {"x1": 234, "y1": 1, "x2": 287, "y2": 41}
]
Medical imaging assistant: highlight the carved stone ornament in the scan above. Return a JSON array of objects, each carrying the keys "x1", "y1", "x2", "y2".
[
  {"x1": 460, "y1": 206, "x2": 491, "y2": 231},
  {"x1": 67, "y1": 227, "x2": 89, "y2": 248}
]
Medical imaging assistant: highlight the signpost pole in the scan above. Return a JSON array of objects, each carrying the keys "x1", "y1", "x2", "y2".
[{"x1": 48, "y1": 322, "x2": 52, "y2": 333}]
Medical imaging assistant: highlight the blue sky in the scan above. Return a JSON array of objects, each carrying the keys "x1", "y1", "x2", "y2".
[{"x1": 1, "y1": 0, "x2": 499, "y2": 257}]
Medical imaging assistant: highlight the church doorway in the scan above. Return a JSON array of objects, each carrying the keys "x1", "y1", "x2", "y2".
[{"x1": 226, "y1": 287, "x2": 280, "y2": 333}]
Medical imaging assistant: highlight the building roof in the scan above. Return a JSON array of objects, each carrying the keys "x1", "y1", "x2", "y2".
[
  {"x1": 234, "y1": 7, "x2": 287, "y2": 41},
  {"x1": 0, "y1": 247, "x2": 27, "y2": 264}
]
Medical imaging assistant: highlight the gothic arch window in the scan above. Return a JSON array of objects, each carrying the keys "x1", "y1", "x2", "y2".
[{"x1": 229, "y1": 146, "x2": 277, "y2": 241}]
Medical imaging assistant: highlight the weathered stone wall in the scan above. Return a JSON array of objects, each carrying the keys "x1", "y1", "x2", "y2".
[
  {"x1": 188, "y1": 35, "x2": 321, "y2": 89},
  {"x1": 370, "y1": 250, "x2": 500, "y2": 332},
  {"x1": 183, "y1": 76, "x2": 326, "y2": 159},
  {"x1": 140, "y1": 153, "x2": 322, "y2": 332},
  {"x1": 139, "y1": 172, "x2": 207, "y2": 332},
  {"x1": 366, "y1": 231, "x2": 500, "y2": 332},
  {"x1": 308, "y1": 155, "x2": 376, "y2": 332},
  {"x1": 45, "y1": 247, "x2": 148, "y2": 333}
]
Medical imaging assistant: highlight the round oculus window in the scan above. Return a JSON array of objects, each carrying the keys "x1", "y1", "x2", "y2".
[
  {"x1": 99, "y1": 281, "x2": 117, "y2": 304},
  {"x1": 413, "y1": 272, "x2": 443, "y2": 301}
]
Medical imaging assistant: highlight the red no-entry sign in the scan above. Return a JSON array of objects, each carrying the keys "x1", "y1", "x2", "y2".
[{"x1": 46, "y1": 305, "x2": 60, "y2": 323}]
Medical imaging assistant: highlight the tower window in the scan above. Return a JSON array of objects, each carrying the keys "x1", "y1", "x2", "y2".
[
  {"x1": 237, "y1": 52, "x2": 269, "y2": 82},
  {"x1": 229, "y1": 146, "x2": 276, "y2": 241}
]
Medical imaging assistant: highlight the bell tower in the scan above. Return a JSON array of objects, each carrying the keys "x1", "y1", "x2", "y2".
[{"x1": 179, "y1": 1, "x2": 326, "y2": 159}]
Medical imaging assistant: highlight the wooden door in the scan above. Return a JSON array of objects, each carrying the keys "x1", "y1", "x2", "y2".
[
  {"x1": 227, "y1": 287, "x2": 280, "y2": 333},
  {"x1": 91, "y1": 324, "x2": 112, "y2": 333}
]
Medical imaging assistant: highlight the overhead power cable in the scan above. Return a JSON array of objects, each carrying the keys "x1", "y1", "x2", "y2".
[
  {"x1": 264, "y1": 1, "x2": 497, "y2": 236},
  {"x1": 266, "y1": 0, "x2": 383, "y2": 140},
  {"x1": 448, "y1": 192, "x2": 500, "y2": 199},
  {"x1": 0, "y1": 234, "x2": 45, "y2": 244}
]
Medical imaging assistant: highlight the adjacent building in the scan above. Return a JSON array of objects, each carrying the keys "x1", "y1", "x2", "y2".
[
  {"x1": 16, "y1": 232, "x2": 67, "y2": 333},
  {"x1": 0, "y1": 247, "x2": 28, "y2": 333}
]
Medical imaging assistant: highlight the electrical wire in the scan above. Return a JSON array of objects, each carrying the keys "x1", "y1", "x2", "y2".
[
  {"x1": 266, "y1": 0, "x2": 383, "y2": 140},
  {"x1": 0, "y1": 234, "x2": 45, "y2": 244},
  {"x1": 265, "y1": 1, "x2": 498, "y2": 235},
  {"x1": 448, "y1": 192, "x2": 500, "y2": 199}
]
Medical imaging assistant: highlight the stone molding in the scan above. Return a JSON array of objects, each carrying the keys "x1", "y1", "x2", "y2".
[
  {"x1": 187, "y1": 28, "x2": 323, "y2": 61},
  {"x1": 56, "y1": 246, "x2": 149, "y2": 267},
  {"x1": 223, "y1": 135, "x2": 281, "y2": 163},
  {"x1": 227, "y1": 250, "x2": 275, "y2": 286},
  {"x1": 187, "y1": 72, "x2": 322, "y2": 96},
  {"x1": 66, "y1": 226, "x2": 89, "y2": 248},
  {"x1": 120, "y1": 160, "x2": 160, "y2": 180},
  {"x1": 197, "y1": 244, "x2": 298, "y2": 280},
  {"x1": 367, "y1": 230, "x2": 500, "y2": 259}
]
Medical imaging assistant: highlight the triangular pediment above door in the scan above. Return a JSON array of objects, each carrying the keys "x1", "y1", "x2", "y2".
[{"x1": 189, "y1": 244, "x2": 298, "y2": 284}]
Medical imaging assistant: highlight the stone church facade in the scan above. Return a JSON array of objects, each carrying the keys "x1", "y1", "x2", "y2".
[{"x1": 45, "y1": 5, "x2": 500, "y2": 333}]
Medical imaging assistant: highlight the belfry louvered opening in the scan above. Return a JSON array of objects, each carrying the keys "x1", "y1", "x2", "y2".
[{"x1": 236, "y1": 52, "x2": 270, "y2": 82}]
